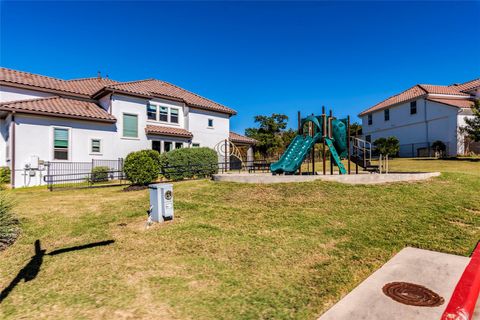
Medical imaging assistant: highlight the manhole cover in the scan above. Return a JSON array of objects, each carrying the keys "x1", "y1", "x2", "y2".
[{"x1": 382, "y1": 282, "x2": 444, "y2": 307}]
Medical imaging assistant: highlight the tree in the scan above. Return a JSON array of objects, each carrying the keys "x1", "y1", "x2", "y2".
[
  {"x1": 349, "y1": 122, "x2": 362, "y2": 136},
  {"x1": 373, "y1": 136, "x2": 399, "y2": 157},
  {"x1": 245, "y1": 114, "x2": 291, "y2": 157},
  {"x1": 462, "y1": 100, "x2": 480, "y2": 142}
]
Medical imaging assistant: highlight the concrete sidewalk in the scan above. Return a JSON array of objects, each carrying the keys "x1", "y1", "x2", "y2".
[{"x1": 318, "y1": 247, "x2": 480, "y2": 320}]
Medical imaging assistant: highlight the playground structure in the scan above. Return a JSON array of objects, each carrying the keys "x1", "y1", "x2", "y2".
[{"x1": 271, "y1": 106, "x2": 383, "y2": 176}]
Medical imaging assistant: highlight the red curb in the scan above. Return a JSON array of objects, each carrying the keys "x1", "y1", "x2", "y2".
[{"x1": 441, "y1": 243, "x2": 480, "y2": 320}]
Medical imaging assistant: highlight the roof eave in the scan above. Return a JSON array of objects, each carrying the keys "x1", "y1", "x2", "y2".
[
  {"x1": 0, "y1": 107, "x2": 116, "y2": 123},
  {"x1": 0, "y1": 81, "x2": 90, "y2": 99}
]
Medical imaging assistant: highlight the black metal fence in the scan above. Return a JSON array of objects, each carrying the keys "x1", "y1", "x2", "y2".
[
  {"x1": 44, "y1": 159, "x2": 125, "y2": 191},
  {"x1": 44, "y1": 158, "x2": 271, "y2": 191}
]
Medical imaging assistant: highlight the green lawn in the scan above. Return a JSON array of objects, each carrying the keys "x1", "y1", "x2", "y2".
[{"x1": 1, "y1": 159, "x2": 479, "y2": 319}]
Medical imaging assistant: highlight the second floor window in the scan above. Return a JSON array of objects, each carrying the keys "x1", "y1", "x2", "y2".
[
  {"x1": 384, "y1": 109, "x2": 390, "y2": 121},
  {"x1": 410, "y1": 101, "x2": 417, "y2": 114},
  {"x1": 123, "y1": 114, "x2": 138, "y2": 138},
  {"x1": 170, "y1": 108, "x2": 179, "y2": 123},
  {"x1": 367, "y1": 114, "x2": 372, "y2": 125},
  {"x1": 159, "y1": 107, "x2": 168, "y2": 122},
  {"x1": 147, "y1": 104, "x2": 157, "y2": 120},
  {"x1": 53, "y1": 128, "x2": 69, "y2": 160}
]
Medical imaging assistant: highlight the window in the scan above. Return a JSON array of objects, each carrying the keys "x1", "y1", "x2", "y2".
[
  {"x1": 53, "y1": 128, "x2": 69, "y2": 160},
  {"x1": 384, "y1": 109, "x2": 390, "y2": 121},
  {"x1": 159, "y1": 107, "x2": 168, "y2": 122},
  {"x1": 367, "y1": 114, "x2": 372, "y2": 125},
  {"x1": 147, "y1": 104, "x2": 157, "y2": 120},
  {"x1": 152, "y1": 141, "x2": 161, "y2": 153},
  {"x1": 170, "y1": 108, "x2": 179, "y2": 124},
  {"x1": 365, "y1": 135, "x2": 371, "y2": 143},
  {"x1": 164, "y1": 141, "x2": 172, "y2": 152},
  {"x1": 410, "y1": 101, "x2": 417, "y2": 114},
  {"x1": 175, "y1": 142, "x2": 183, "y2": 149},
  {"x1": 91, "y1": 139, "x2": 101, "y2": 153},
  {"x1": 208, "y1": 119, "x2": 214, "y2": 127},
  {"x1": 192, "y1": 143, "x2": 200, "y2": 148},
  {"x1": 123, "y1": 114, "x2": 138, "y2": 138}
]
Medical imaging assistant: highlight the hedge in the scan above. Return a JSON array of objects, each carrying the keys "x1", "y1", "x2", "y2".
[
  {"x1": 90, "y1": 166, "x2": 110, "y2": 183},
  {"x1": 124, "y1": 150, "x2": 161, "y2": 185},
  {"x1": 0, "y1": 194, "x2": 19, "y2": 251},
  {"x1": 160, "y1": 147, "x2": 218, "y2": 180},
  {"x1": 0, "y1": 167, "x2": 11, "y2": 185}
]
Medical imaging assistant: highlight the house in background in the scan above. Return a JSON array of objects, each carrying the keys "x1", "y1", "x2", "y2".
[
  {"x1": 0, "y1": 67, "x2": 255, "y2": 188},
  {"x1": 358, "y1": 78, "x2": 479, "y2": 157}
]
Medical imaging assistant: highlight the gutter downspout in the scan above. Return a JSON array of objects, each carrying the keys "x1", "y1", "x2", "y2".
[{"x1": 11, "y1": 112, "x2": 15, "y2": 189}]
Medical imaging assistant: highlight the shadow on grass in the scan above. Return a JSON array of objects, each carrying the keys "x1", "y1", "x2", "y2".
[
  {"x1": 410, "y1": 157, "x2": 480, "y2": 162},
  {"x1": 0, "y1": 239, "x2": 114, "y2": 303}
]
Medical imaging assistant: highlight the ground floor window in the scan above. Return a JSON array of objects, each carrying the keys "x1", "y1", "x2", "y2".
[
  {"x1": 365, "y1": 135, "x2": 371, "y2": 143},
  {"x1": 91, "y1": 139, "x2": 101, "y2": 153},
  {"x1": 164, "y1": 141, "x2": 173, "y2": 152},
  {"x1": 192, "y1": 143, "x2": 200, "y2": 148},
  {"x1": 152, "y1": 140, "x2": 161, "y2": 153},
  {"x1": 53, "y1": 128, "x2": 69, "y2": 160},
  {"x1": 175, "y1": 142, "x2": 183, "y2": 149}
]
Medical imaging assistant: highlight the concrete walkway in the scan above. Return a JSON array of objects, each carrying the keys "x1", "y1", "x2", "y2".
[
  {"x1": 213, "y1": 172, "x2": 440, "y2": 185},
  {"x1": 318, "y1": 247, "x2": 480, "y2": 320}
]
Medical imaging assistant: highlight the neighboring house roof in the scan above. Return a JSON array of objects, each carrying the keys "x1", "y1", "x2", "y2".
[
  {"x1": 145, "y1": 124, "x2": 193, "y2": 138},
  {"x1": 229, "y1": 131, "x2": 257, "y2": 145},
  {"x1": 359, "y1": 78, "x2": 477, "y2": 116},
  {"x1": 100, "y1": 79, "x2": 237, "y2": 115},
  {"x1": 427, "y1": 98, "x2": 475, "y2": 109},
  {"x1": 450, "y1": 78, "x2": 480, "y2": 93},
  {"x1": 0, "y1": 96, "x2": 116, "y2": 123}
]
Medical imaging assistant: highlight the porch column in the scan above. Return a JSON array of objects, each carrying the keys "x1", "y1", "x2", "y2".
[{"x1": 247, "y1": 146, "x2": 254, "y2": 167}]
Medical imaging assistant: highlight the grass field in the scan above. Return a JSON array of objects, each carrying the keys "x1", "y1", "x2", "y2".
[{"x1": 0, "y1": 158, "x2": 479, "y2": 319}]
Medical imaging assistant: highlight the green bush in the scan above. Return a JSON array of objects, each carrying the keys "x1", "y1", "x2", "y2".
[
  {"x1": 373, "y1": 136, "x2": 400, "y2": 157},
  {"x1": 90, "y1": 166, "x2": 110, "y2": 183},
  {"x1": 0, "y1": 194, "x2": 19, "y2": 251},
  {"x1": 160, "y1": 147, "x2": 218, "y2": 180},
  {"x1": 0, "y1": 167, "x2": 11, "y2": 184},
  {"x1": 124, "y1": 150, "x2": 161, "y2": 185}
]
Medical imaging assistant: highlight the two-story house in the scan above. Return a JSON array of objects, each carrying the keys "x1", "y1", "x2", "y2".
[
  {"x1": 0, "y1": 67, "x2": 255, "y2": 188},
  {"x1": 358, "y1": 78, "x2": 479, "y2": 157}
]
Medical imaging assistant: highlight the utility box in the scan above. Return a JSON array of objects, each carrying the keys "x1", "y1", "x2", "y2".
[{"x1": 148, "y1": 183, "x2": 174, "y2": 222}]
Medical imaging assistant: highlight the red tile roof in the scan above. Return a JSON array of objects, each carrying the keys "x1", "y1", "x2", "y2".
[
  {"x1": 359, "y1": 80, "x2": 475, "y2": 116},
  {"x1": 103, "y1": 79, "x2": 237, "y2": 115},
  {"x1": 66, "y1": 77, "x2": 119, "y2": 95},
  {"x1": 450, "y1": 78, "x2": 480, "y2": 93},
  {"x1": 145, "y1": 125, "x2": 193, "y2": 138},
  {"x1": 229, "y1": 131, "x2": 257, "y2": 145},
  {"x1": 0, "y1": 96, "x2": 116, "y2": 123},
  {"x1": 427, "y1": 98, "x2": 475, "y2": 109}
]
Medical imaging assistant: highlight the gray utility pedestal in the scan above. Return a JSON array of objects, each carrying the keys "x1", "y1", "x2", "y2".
[{"x1": 148, "y1": 183, "x2": 174, "y2": 222}]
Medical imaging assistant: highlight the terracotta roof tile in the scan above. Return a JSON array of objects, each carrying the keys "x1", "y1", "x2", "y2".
[
  {"x1": 66, "y1": 77, "x2": 119, "y2": 95},
  {"x1": 0, "y1": 96, "x2": 116, "y2": 122},
  {"x1": 427, "y1": 98, "x2": 475, "y2": 109},
  {"x1": 106, "y1": 79, "x2": 237, "y2": 115},
  {"x1": 450, "y1": 78, "x2": 480, "y2": 93},
  {"x1": 145, "y1": 125, "x2": 193, "y2": 138},
  {"x1": 229, "y1": 131, "x2": 257, "y2": 145},
  {"x1": 418, "y1": 84, "x2": 469, "y2": 96}
]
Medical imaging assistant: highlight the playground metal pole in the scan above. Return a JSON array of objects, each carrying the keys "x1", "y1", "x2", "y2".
[
  {"x1": 322, "y1": 106, "x2": 326, "y2": 175},
  {"x1": 298, "y1": 111, "x2": 302, "y2": 175},
  {"x1": 329, "y1": 110, "x2": 334, "y2": 175},
  {"x1": 347, "y1": 115, "x2": 351, "y2": 174},
  {"x1": 311, "y1": 113, "x2": 315, "y2": 175}
]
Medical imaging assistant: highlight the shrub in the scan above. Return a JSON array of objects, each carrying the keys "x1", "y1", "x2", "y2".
[
  {"x1": 90, "y1": 166, "x2": 110, "y2": 183},
  {"x1": 0, "y1": 167, "x2": 11, "y2": 184},
  {"x1": 124, "y1": 150, "x2": 161, "y2": 185},
  {"x1": 0, "y1": 195, "x2": 19, "y2": 251},
  {"x1": 161, "y1": 147, "x2": 218, "y2": 180},
  {"x1": 374, "y1": 136, "x2": 399, "y2": 157}
]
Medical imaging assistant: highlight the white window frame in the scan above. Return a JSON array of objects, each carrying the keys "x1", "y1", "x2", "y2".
[
  {"x1": 122, "y1": 112, "x2": 139, "y2": 140},
  {"x1": 146, "y1": 103, "x2": 158, "y2": 121},
  {"x1": 90, "y1": 138, "x2": 102, "y2": 155},
  {"x1": 51, "y1": 126, "x2": 71, "y2": 161},
  {"x1": 170, "y1": 108, "x2": 180, "y2": 124}
]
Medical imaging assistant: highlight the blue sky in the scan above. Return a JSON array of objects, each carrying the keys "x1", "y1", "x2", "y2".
[{"x1": 1, "y1": 1, "x2": 479, "y2": 133}]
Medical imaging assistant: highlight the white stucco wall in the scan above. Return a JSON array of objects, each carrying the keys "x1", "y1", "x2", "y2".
[
  {"x1": 188, "y1": 108, "x2": 230, "y2": 149},
  {"x1": 361, "y1": 98, "x2": 461, "y2": 156},
  {"x1": 0, "y1": 85, "x2": 54, "y2": 102}
]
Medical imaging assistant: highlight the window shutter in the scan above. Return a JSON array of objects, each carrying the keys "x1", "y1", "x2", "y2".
[{"x1": 123, "y1": 114, "x2": 138, "y2": 137}]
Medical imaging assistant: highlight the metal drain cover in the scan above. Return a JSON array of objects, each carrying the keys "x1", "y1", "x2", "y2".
[{"x1": 382, "y1": 282, "x2": 445, "y2": 307}]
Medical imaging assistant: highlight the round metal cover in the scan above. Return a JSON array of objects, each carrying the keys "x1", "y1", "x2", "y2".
[{"x1": 382, "y1": 282, "x2": 444, "y2": 307}]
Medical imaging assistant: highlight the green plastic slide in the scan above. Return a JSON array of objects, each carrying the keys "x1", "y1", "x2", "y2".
[{"x1": 270, "y1": 115, "x2": 348, "y2": 174}]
